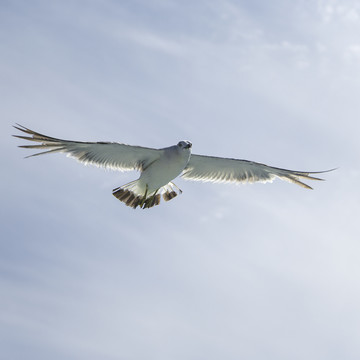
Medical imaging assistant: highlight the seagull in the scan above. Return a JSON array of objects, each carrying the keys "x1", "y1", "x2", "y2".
[{"x1": 13, "y1": 124, "x2": 333, "y2": 209}]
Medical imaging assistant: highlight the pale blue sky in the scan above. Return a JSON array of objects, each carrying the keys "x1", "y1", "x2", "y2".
[{"x1": 1, "y1": 1, "x2": 360, "y2": 359}]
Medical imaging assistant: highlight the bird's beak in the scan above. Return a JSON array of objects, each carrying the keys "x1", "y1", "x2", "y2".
[{"x1": 185, "y1": 143, "x2": 192, "y2": 149}]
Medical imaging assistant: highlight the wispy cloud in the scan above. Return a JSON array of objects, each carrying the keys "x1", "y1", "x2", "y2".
[{"x1": 2, "y1": 1, "x2": 360, "y2": 359}]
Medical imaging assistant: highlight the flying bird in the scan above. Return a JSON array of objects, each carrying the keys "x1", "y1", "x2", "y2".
[{"x1": 14, "y1": 124, "x2": 333, "y2": 209}]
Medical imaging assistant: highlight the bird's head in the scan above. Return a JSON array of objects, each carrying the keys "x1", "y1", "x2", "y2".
[{"x1": 177, "y1": 140, "x2": 192, "y2": 150}]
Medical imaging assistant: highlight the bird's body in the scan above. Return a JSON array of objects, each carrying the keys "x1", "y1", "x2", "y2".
[
  {"x1": 112, "y1": 142, "x2": 192, "y2": 208},
  {"x1": 13, "y1": 124, "x2": 333, "y2": 209},
  {"x1": 138, "y1": 143, "x2": 191, "y2": 194}
]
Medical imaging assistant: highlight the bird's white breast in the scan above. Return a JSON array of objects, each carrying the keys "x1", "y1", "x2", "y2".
[{"x1": 139, "y1": 147, "x2": 191, "y2": 193}]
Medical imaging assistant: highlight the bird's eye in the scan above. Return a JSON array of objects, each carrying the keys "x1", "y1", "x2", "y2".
[{"x1": 177, "y1": 142, "x2": 183, "y2": 147}]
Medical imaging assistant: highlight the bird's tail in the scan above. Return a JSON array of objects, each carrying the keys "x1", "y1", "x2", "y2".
[{"x1": 112, "y1": 181, "x2": 182, "y2": 209}]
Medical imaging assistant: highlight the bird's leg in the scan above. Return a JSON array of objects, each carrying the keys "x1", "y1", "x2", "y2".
[
  {"x1": 149, "y1": 189, "x2": 160, "y2": 207},
  {"x1": 150, "y1": 189, "x2": 158, "y2": 199},
  {"x1": 151, "y1": 189, "x2": 159, "y2": 202},
  {"x1": 142, "y1": 188, "x2": 161, "y2": 209},
  {"x1": 139, "y1": 184, "x2": 149, "y2": 208}
]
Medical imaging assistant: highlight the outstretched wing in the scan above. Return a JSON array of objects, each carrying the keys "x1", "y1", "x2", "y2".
[
  {"x1": 13, "y1": 124, "x2": 161, "y2": 172},
  {"x1": 182, "y1": 154, "x2": 333, "y2": 189}
]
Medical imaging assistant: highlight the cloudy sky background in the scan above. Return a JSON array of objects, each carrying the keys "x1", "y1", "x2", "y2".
[{"x1": 1, "y1": 0, "x2": 360, "y2": 359}]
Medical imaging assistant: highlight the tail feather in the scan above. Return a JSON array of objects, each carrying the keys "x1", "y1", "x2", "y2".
[
  {"x1": 112, "y1": 181, "x2": 181, "y2": 209},
  {"x1": 163, "y1": 191, "x2": 178, "y2": 201}
]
